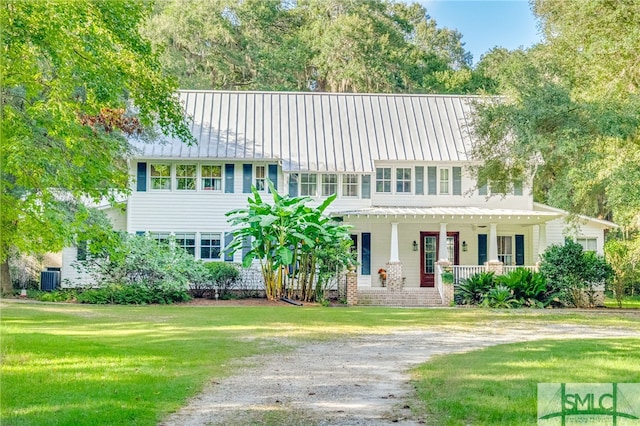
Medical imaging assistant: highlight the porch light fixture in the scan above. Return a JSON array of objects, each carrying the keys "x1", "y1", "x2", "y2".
[
  {"x1": 412, "y1": 240, "x2": 418, "y2": 251},
  {"x1": 462, "y1": 241, "x2": 468, "y2": 252}
]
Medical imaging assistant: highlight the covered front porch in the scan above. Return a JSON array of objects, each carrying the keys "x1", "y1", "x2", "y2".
[{"x1": 335, "y1": 206, "x2": 561, "y2": 306}]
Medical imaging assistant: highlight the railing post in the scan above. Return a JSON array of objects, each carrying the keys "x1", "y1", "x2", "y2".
[{"x1": 346, "y1": 265, "x2": 358, "y2": 306}]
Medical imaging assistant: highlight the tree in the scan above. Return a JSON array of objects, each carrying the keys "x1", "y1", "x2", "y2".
[
  {"x1": 470, "y1": 0, "x2": 640, "y2": 225},
  {"x1": 145, "y1": 0, "x2": 481, "y2": 93},
  {"x1": 0, "y1": 0, "x2": 194, "y2": 293},
  {"x1": 226, "y1": 182, "x2": 354, "y2": 302}
]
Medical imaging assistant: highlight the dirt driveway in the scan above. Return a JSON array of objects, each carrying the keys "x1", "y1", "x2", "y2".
[{"x1": 161, "y1": 321, "x2": 638, "y2": 425}]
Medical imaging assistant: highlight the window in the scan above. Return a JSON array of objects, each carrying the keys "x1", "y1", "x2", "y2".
[
  {"x1": 396, "y1": 168, "x2": 412, "y2": 193},
  {"x1": 376, "y1": 167, "x2": 391, "y2": 193},
  {"x1": 446, "y1": 236, "x2": 455, "y2": 262},
  {"x1": 342, "y1": 174, "x2": 359, "y2": 197},
  {"x1": 201, "y1": 165, "x2": 222, "y2": 191},
  {"x1": 77, "y1": 240, "x2": 88, "y2": 261},
  {"x1": 478, "y1": 177, "x2": 488, "y2": 196},
  {"x1": 439, "y1": 168, "x2": 449, "y2": 194},
  {"x1": 497, "y1": 236, "x2": 513, "y2": 265},
  {"x1": 174, "y1": 232, "x2": 196, "y2": 256},
  {"x1": 577, "y1": 237, "x2": 597, "y2": 252},
  {"x1": 321, "y1": 174, "x2": 338, "y2": 196},
  {"x1": 176, "y1": 165, "x2": 196, "y2": 190},
  {"x1": 150, "y1": 164, "x2": 171, "y2": 190},
  {"x1": 513, "y1": 180, "x2": 523, "y2": 196},
  {"x1": 255, "y1": 165, "x2": 266, "y2": 191},
  {"x1": 150, "y1": 232, "x2": 171, "y2": 244},
  {"x1": 300, "y1": 173, "x2": 317, "y2": 196},
  {"x1": 201, "y1": 233, "x2": 222, "y2": 259}
]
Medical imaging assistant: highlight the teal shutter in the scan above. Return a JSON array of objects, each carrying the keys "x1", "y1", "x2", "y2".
[
  {"x1": 242, "y1": 164, "x2": 252, "y2": 193},
  {"x1": 224, "y1": 233, "x2": 234, "y2": 262},
  {"x1": 427, "y1": 167, "x2": 437, "y2": 195},
  {"x1": 478, "y1": 234, "x2": 487, "y2": 265},
  {"x1": 415, "y1": 166, "x2": 424, "y2": 195},
  {"x1": 289, "y1": 173, "x2": 299, "y2": 196},
  {"x1": 514, "y1": 180, "x2": 523, "y2": 196},
  {"x1": 362, "y1": 175, "x2": 371, "y2": 199},
  {"x1": 478, "y1": 177, "x2": 488, "y2": 196},
  {"x1": 135, "y1": 231, "x2": 145, "y2": 236},
  {"x1": 515, "y1": 234, "x2": 525, "y2": 265},
  {"x1": 136, "y1": 162, "x2": 147, "y2": 192},
  {"x1": 242, "y1": 237, "x2": 251, "y2": 263},
  {"x1": 361, "y1": 233, "x2": 371, "y2": 275},
  {"x1": 224, "y1": 164, "x2": 235, "y2": 193},
  {"x1": 268, "y1": 164, "x2": 278, "y2": 192},
  {"x1": 452, "y1": 167, "x2": 462, "y2": 195}
]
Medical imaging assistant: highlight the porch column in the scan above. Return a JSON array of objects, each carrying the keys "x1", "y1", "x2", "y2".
[
  {"x1": 487, "y1": 222, "x2": 503, "y2": 272},
  {"x1": 538, "y1": 223, "x2": 547, "y2": 261},
  {"x1": 438, "y1": 223, "x2": 449, "y2": 263},
  {"x1": 387, "y1": 222, "x2": 403, "y2": 291},
  {"x1": 488, "y1": 222, "x2": 499, "y2": 262},
  {"x1": 389, "y1": 222, "x2": 400, "y2": 262}
]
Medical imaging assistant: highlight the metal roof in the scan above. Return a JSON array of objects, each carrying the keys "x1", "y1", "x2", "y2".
[
  {"x1": 333, "y1": 206, "x2": 561, "y2": 224},
  {"x1": 130, "y1": 90, "x2": 479, "y2": 173}
]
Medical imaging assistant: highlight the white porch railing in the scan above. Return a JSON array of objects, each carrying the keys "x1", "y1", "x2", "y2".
[{"x1": 451, "y1": 264, "x2": 539, "y2": 286}]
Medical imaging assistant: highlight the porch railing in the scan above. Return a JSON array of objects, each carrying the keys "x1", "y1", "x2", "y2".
[{"x1": 451, "y1": 264, "x2": 539, "y2": 286}]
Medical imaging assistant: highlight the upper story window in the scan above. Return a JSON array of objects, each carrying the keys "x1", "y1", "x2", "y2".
[
  {"x1": 322, "y1": 174, "x2": 338, "y2": 196},
  {"x1": 201, "y1": 165, "x2": 222, "y2": 191},
  {"x1": 577, "y1": 237, "x2": 597, "y2": 252},
  {"x1": 439, "y1": 168, "x2": 450, "y2": 194},
  {"x1": 301, "y1": 173, "x2": 317, "y2": 196},
  {"x1": 376, "y1": 167, "x2": 391, "y2": 193},
  {"x1": 150, "y1": 164, "x2": 171, "y2": 190},
  {"x1": 255, "y1": 165, "x2": 266, "y2": 191},
  {"x1": 342, "y1": 174, "x2": 359, "y2": 197},
  {"x1": 176, "y1": 165, "x2": 196, "y2": 190},
  {"x1": 396, "y1": 168, "x2": 412, "y2": 193}
]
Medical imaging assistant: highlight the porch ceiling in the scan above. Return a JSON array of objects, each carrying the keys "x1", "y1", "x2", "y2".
[{"x1": 333, "y1": 206, "x2": 561, "y2": 225}]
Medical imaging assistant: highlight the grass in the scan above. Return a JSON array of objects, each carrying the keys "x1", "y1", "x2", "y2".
[
  {"x1": 411, "y1": 338, "x2": 640, "y2": 425},
  {"x1": 605, "y1": 295, "x2": 640, "y2": 309},
  {"x1": 1, "y1": 301, "x2": 640, "y2": 425}
]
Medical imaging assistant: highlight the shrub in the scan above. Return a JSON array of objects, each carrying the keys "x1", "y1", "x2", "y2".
[
  {"x1": 457, "y1": 272, "x2": 495, "y2": 305},
  {"x1": 496, "y1": 268, "x2": 547, "y2": 307},
  {"x1": 76, "y1": 284, "x2": 190, "y2": 305},
  {"x1": 204, "y1": 262, "x2": 240, "y2": 299},
  {"x1": 482, "y1": 285, "x2": 519, "y2": 309},
  {"x1": 539, "y1": 240, "x2": 613, "y2": 307}
]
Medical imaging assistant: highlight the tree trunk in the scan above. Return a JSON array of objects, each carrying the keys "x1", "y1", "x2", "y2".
[{"x1": 1, "y1": 258, "x2": 12, "y2": 295}]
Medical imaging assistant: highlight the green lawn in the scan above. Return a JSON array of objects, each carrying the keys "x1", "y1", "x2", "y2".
[
  {"x1": 2, "y1": 301, "x2": 639, "y2": 425},
  {"x1": 411, "y1": 338, "x2": 640, "y2": 425},
  {"x1": 605, "y1": 295, "x2": 640, "y2": 309}
]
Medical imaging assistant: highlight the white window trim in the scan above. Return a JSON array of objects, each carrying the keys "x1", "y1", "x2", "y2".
[
  {"x1": 341, "y1": 174, "x2": 359, "y2": 198},
  {"x1": 396, "y1": 167, "x2": 413, "y2": 194},
  {"x1": 375, "y1": 167, "x2": 392, "y2": 194},
  {"x1": 300, "y1": 173, "x2": 318, "y2": 197},
  {"x1": 439, "y1": 167, "x2": 450, "y2": 195},
  {"x1": 255, "y1": 165, "x2": 267, "y2": 192},
  {"x1": 576, "y1": 237, "x2": 598, "y2": 252},
  {"x1": 149, "y1": 163, "x2": 172, "y2": 191},
  {"x1": 175, "y1": 164, "x2": 197, "y2": 191},
  {"x1": 497, "y1": 235, "x2": 514, "y2": 266},
  {"x1": 200, "y1": 164, "x2": 224, "y2": 192},
  {"x1": 321, "y1": 173, "x2": 338, "y2": 197}
]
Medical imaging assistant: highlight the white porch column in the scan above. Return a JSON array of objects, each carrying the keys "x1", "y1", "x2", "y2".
[
  {"x1": 538, "y1": 223, "x2": 547, "y2": 261},
  {"x1": 438, "y1": 223, "x2": 449, "y2": 263},
  {"x1": 389, "y1": 222, "x2": 400, "y2": 262},
  {"x1": 488, "y1": 222, "x2": 499, "y2": 262}
]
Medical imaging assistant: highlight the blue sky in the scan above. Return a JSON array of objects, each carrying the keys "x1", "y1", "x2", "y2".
[{"x1": 421, "y1": 0, "x2": 542, "y2": 65}]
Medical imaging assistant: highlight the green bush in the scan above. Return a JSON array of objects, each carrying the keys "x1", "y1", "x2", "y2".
[
  {"x1": 482, "y1": 285, "x2": 519, "y2": 308},
  {"x1": 30, "y1": 289, "x2": 78, "y2": 302},
  {"x1": 496, "y1": 268, "x2": 547, "y2": 307},
  {"x1": 539, "y1": 240, "x2": 613, "y2": 307},
  {"x1": 76, "y1": 284, "x2": 190, "y2": 305},
  {"x1": 203, "y1": 262, "x2": 240, "y2": 299},
  {"x1": 457, "y1": 271, "x2": 495, "y2": 305}
]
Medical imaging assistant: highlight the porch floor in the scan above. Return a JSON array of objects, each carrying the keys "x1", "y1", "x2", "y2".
[{"x1": 356, "y1": 287, "x2": 443, "y2": 307}]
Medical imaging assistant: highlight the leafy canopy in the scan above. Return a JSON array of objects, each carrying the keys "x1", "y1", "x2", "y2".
[
  {"x1": 471, "y1": 0, "x2": 640, "y2": 225},
  {"x1": 0, "y1": 0, "x2": 194, "y2": 271}
]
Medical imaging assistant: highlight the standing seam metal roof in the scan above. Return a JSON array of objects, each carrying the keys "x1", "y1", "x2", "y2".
[{"x1": 130, "y1": 90, "x2": 479, "y2": 173}]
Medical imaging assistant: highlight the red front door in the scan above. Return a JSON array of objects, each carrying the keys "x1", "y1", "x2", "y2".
[{"x1": 420, "y1": 231, "x2": 459, "y2": 287}]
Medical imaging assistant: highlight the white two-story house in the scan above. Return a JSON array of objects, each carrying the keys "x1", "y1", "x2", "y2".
[{"x1": 62, "y1": 91, "x2": 615, "y2": 305}]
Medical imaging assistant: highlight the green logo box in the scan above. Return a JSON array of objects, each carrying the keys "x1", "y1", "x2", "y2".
[{"x1": 538, "y1": 383, "x2": 640, "y2": 425}]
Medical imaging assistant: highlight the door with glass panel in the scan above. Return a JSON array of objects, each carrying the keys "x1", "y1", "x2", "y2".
[{"x1": 420, "y1": 231, "x2": 459, "y2": 287}]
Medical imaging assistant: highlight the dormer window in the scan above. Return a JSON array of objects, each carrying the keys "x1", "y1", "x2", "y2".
[
  {"x1": 439, "y1": 169, "x2": 450, "y2": 194},
  {"x1": 255, "y1": 165, "x2": 266, "y2": 191},
  {"x1": 322, "y1": 174, "x2": 338, "y2": 196},
  {"x1": 376, "y1": 167, "x2": 391, "y2": 193},
  {"x1": 396, "y1": 168, "x2": 412, "y2": 193}
]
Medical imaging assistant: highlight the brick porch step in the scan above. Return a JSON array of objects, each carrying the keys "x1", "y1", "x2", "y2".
[{"x1": 356, "y1": 288, "x2": 444, "y2": 307}]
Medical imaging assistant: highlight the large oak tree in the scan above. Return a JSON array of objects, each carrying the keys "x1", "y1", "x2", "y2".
[{"x1": 0, "y1": 0, "x2": 194, "y2": 292}]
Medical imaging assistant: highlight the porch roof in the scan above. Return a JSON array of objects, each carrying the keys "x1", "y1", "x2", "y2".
[{"x1": 333, "y1": 206, "x2": 561, "y2": 225}]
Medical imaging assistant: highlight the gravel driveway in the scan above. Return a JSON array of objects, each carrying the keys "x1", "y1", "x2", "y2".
[{"x1": 161, "y1": 322, "x2": 638, "y2": 425}]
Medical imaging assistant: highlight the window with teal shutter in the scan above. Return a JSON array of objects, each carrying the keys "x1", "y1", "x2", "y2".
[
  {"x1": 224, "y1": 164, "x2": 235, "y2": 193},
  {"x1": 268, "y1": 164, "x2": 278, "y2": 192},
  {"x1": 478, "y1": 234, "x2": 487, "y2": 265},
  {"x1": 427, "y1": 167, "x2": 437, "y2": 195},
  {"x1": 289, "y1": 173, "x2": 299, "y2": 196},
  {"x1": 415, "y1": 166, "x2": 424, "y2": 195},
  {"x1": 452, "y1": 167, "x2": 462, "y2": 195},
  {"x1": 136, "y1": 162, "x2": 147, "y2": 192},
  {"x1": 361, "y1": 175, "x2": 371, "y2": 199},
  {"x1": 242, "y1": 164, "x2": 252, "y2": 193}
]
